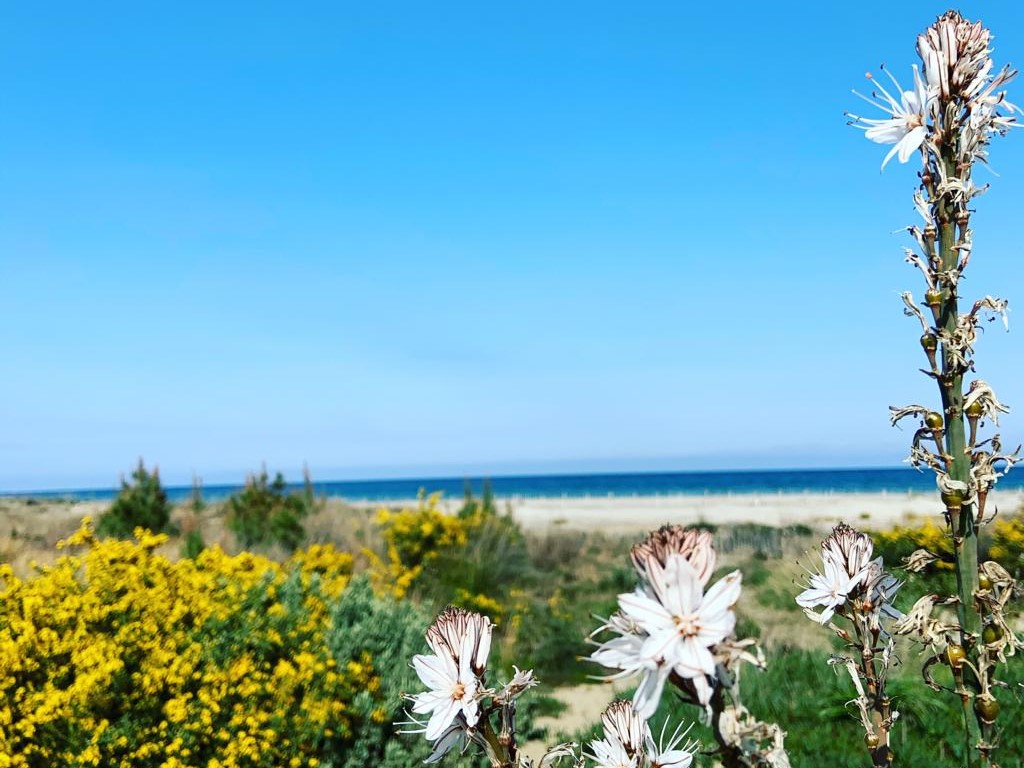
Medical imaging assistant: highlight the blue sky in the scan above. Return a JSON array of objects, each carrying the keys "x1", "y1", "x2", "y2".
[{"x1": 3, "y1": 2, "x2": 1024, "y2": 490}]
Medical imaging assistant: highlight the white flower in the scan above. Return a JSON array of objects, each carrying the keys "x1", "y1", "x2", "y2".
[
  {"x1": 797, "y1": 525, "x2": 901, "y2": 627},
  {"x1": 646, "y1": 719, "x2": 698, "y2": 768},
  {"x1": 587, "y1": 702, "x2": 641, "y2": 768},
  {"x1": 618, "y1": 555, "x2": 741, "y2": 717},
  {"x1": 408, "y1": 638, "x2": 480, "y2": 740},
  {"x1": 589, "y1": 621, "x2": 647, "y2": 682},
  {"x1": 795, "y1": 526, "x2": 874, "y2": 625},
  {"x1": 405, "y1": 607, "x2": 493, "y2": 742},
  {"x1": 850, "y1": 65, "x2": 932, "y2": 170},
  {"x1": 796, "y1": 555, "x2": 861, "y2": 624}
]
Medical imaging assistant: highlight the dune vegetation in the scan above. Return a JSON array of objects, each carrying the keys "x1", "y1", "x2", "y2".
[{"x1": 0, "y1": 470, "x2": 1023, "y2": 766}]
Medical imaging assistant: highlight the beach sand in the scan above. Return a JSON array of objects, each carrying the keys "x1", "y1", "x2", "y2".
[
  {"x1": 362, "y1": 488, "x2": 1024, "y2": 534},
  {"x1": 3, "y1": 488, "x2": 1022, "y2": 564}
]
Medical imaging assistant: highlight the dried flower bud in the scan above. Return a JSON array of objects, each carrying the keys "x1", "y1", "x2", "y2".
[
  {"x1": 425, "y1": 606, "x2": 493, "y2": 677},
  {"x1": 902, "y1": 548, "x2": 939, "y2": 573},
  {"x1": 631, "y1": 524, "x2": 716, "y2": 587}
]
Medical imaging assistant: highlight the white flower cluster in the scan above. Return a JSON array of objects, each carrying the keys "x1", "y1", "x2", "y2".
[
  {"x1": 589, "y1": 526, "x2": 741, "y2": 717},
  {"x1": 849, "y1": 9, "x2": 1017, "y2": 171},
  {"x1": 586, "y1": 700, "x2": 696, "y2": 768},
  {"x1": 402, "y1": 606, "x2": 539, "y2": 763},
  {"x1": 796, "y1": 523, "x2": 902, "y2": 630},
  {"x1": 403, "y1": 605, "x2": 700, "y2": 768}
]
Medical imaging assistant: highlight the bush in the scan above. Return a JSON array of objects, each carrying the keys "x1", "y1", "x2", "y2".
[
  {"x1": 324, "y1": 576, "x2": 433, "y2": 768},
  {"x1": 367, "y1": 493, "x2": 470, "y2": 599},
  {"x1": 180, "y1": 528, "x2": 205, "y2": 559},
  {"x1": 96, "y1": 459, "x2": 172, "y2": 539},
  {"x1": 990, "y1": 512, "x2": 1024, "y2": 575},
  {"x1": 0, "y1": 520, "x2": 379, "y2": 767},
  {"x1": 457, "y1": 478, "x2": 497, "y2": 518},
  {"x1": 872, "y1": 517, "x2": 956, "y2": 571},
  {"x1": 225, "y1": 469, "x2": 317, "y2": 552},
  {"x1": 370, "y1": 493, "x2": 532, "y2": 621}
]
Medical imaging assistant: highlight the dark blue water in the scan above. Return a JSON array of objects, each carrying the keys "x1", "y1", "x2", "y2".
[{"x1": 6, "y1": 467, "x2": 1023, "y2": 503}]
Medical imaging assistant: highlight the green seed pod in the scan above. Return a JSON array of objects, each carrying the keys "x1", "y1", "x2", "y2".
[
  {"x1": 924, "y1": 411, "x2": 944, "y2": 429},
  {"x1": 979, "y1": 575, "x2": 993, "y2": 591},
  {"x1": 920, "y1": 333, "x2": 938, "y2": 350},
  {"x1": 941, "y1": 489, "x2": 965, "y2": 507},
  {"x1": 946, "y1": 643, "x2": 966, "y2": 668},
  {"x1": 965, "y1": 400, "x2": 984, "y2": 418},
  {"x1": 974, "y1": 696, "x2": 1000, "y2": 724},
  {"x1": 982, "y1": 624, "x2": 1003, "y2": 644},
  {"x1": 864, "y1": 733, "x2": 880, "y2": 749}
]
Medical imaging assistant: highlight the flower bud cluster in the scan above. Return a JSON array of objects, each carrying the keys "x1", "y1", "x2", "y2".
[
  {"x1": 585, "y1": 700, "x2": 697, "y2": 768},
  {"x1": 796, "y1": 524, "x2": 902, "y2": 631}
]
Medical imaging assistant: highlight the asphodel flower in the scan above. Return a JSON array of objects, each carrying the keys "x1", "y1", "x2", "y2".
[
  {"x1": 796, "y1": 524, "x2": 874, "y2": 624},
  {"x1": 849, "y1": 65, "x2": 932, "y2": 169},
  {"x1": 822, "y1": 523, "x2": 875, "y2": 580},
  {"x1": 405, "y1": 607, "x2": 492, "y2": 742},
  {"x1": 609, "y1": 555, "x2": 742, "y2": 716}
]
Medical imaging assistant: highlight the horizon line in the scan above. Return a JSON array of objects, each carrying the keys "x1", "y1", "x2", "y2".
[{"x1": 0, "y1": 463, "x2": 918, "y2": 497}]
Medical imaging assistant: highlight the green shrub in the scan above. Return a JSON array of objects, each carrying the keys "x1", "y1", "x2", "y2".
[
  {"x1": 96, "y1": 459, "x2": 172, "y2": 538},
  {"x1": 457, "y1": 478, "x2": 497, "y2": 518},
  {"x1": 188, "y1": 473, "x2": 206, "y2": 513},
  {"x1": 327, "y1": 576, "x2": 469, "y2": 768},
  {"x1": 225, "y1": 468, "x2": 317, "y2": 551},
  {"x1": 181, "y1": 528, "x2": 205, "y2": 559}
]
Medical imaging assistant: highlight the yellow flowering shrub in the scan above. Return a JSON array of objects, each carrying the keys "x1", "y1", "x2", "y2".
[
  {"x1": 872, "y1": 517, "x2": 956, "y2": 570},
  {"x1": 990, "y1": 513, "x2": 1024, "y2": 571},
  {"x1": 368, "y1": 494, "x2": 471, "y2": 599},
  {"x1": 369, "y1": 495, "x2": 544, "y2": 653},
  {"x1": 0, "y1": 520, "x2": 379, "y2": 768}
]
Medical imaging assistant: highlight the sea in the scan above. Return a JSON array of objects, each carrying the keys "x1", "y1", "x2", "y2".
[{"x1": 7, "y1": 467, "x2": 1024, "y2": 503}]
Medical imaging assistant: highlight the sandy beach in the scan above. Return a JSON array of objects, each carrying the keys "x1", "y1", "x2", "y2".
[
  {"x1": 364, "y1": 488, "x2": 1024, "y2": 534},
  {"x1": 4, "y1": 488, "x2": 1023, "y2": 553}
]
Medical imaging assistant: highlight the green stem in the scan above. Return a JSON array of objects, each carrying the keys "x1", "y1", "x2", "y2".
[{"x1": 935, "y1": 154, "x2": 985, "y2": 767}]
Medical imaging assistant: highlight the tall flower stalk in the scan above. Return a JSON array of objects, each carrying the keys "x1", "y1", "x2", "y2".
[
  {"x1": 837, "y1": 10, "x2": 1019, "y2": 767},
  {"x1": 796, "y1": 524, "x2": 902, "y2": 766}
]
